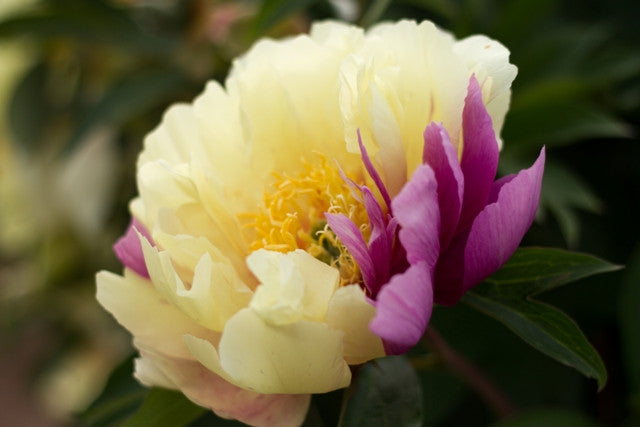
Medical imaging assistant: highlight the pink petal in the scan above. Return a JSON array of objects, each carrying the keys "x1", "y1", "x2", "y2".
[
  {"x1": 391, "y1": 164, "x2": 440, "y2": 268},
  {"x1": 325, "y1": 213, "x2": 376, "y2": 294},
  {"x1": 369, "y1": 262, "x2": 433, "y2": 355},
  {"x1": 136, "y1": 348, "x2": 310, "y2": 427},
  {"x1": 113, "y1": 218, "x2": 152, "y2": 278},
  {"x1": 357, "y1": 130, "x2": 392, "y2": 212},
  {"x1": 458, "y1": 76, "x2": 500, "y2": 230},
  {"x1": 435, "y1": 148, "x2": 545, "y2": 305},
  {"x1": 422, "y1": 123, "x2": 464, "y2": 250},
  {"x1": 362, "y1": 187, "x2": 391, "y2": 293}
]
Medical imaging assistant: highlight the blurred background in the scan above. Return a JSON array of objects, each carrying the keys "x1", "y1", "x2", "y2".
[{"x1": 0, "y1": 0, "x2": 638, "y2": 425}]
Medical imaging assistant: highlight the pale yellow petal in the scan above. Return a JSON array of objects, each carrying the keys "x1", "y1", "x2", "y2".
[
  {"x1": 183, "y1": 334, "x2": 235, "y2": 384},
  {"x1": 140, "y1": 234, "x2": 252, "y2": 331},
  {"x1": 218, "y1": 308, "x2": 351, "y2": 394},
  {"x1": 453, "y1": 35, "x2": 518, "y2": 148},
  {"x1": 247, "y1": 249, "x2": 340, "y2": 324},
  {"x1": 95, "y1": 270, "x2": 218, "y2": 359},
  {"x1": 136, "y1": 346, "x2": 310, "y2": 427},
  {"x1": 247, "y1": 249, "x2": 305, "y2": 325},
  {"x1": 325, "y1": 285, "x2": 385, "y2": 364},
  {"x1": 134, "y1": 354, "x2": 176, "y2": 390}
]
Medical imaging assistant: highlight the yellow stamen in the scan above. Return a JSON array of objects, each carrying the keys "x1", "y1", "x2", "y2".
[{"x1": 239, "y1": 154, "x2": 370, "y2": 285}]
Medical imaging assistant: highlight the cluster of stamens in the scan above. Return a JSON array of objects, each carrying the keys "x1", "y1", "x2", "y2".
[{"x1": 239, "y1": 154, "x2": 370, "y2": 286}]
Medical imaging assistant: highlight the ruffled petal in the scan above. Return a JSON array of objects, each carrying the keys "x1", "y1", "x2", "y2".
[
  {"x1": 139, "y1": 233, "x2": 252, "y2": 331},
  {"x1": 217, "y1": 308, "x2": 351, "y2": 394},
  {"x1": 113, "y1": 218, "x2": 151, "y2": 278},
  {"x1": 435, "y1": 148, "x2": 545, "y2": 304},
  {"x1": 369, "y1": 262, "x2": 433, "y2": 355},
  {"x1": 134, "y1": 347, "x2": 310, "y2": 427},
  {"x1": 422, "y1": 123, "x2": 464, "y2": 250},
  {"x1": 95, "y1": 269, "x2": 219, "y2": 359},
  {"x1": 458, "y1": 76, "x2": 500, "y2": 230}
]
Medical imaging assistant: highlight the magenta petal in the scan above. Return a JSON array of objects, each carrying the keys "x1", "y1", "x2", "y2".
[
  {"x1": 326, "y1": 213, "x2": 376, "y2": 293},
  {"x1": 458, "y1": 76, "x2": 500, "y2": 230},
  {"x1": 362, "y1": 187, "x2": 391, "y2": 291},
  {"x1": 461, "y1": 147, "x2": 545, "y2": 291},
  {"x1": 435, "y1": 148, "x2": 546, "y2": 304},
  {"x1": 370, "y1": 262, "x2": 433, "y2": 355},
  {"x1": 422, "y1": 123, "x2": 464, "y2": 250},
  {"x1": 113, "y1": 218, "x2": 152, "y2": 278},
  {"x1": 357, "y1": 130, "x2": 392, "y2": 212},
  {"x1": 391, "y1": 164, "x2": 440, "y2": 268}
]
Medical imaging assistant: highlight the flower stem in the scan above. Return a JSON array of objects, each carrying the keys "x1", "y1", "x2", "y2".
[{"x1": 423, "y1": 327, "x2": 517, "y2": 418}]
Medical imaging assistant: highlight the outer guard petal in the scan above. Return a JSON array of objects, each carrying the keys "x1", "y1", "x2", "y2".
[
  {"x1": 435, "y1": 148, "x2": 545, "y2": 304},
  {"x1": 217, "y1": 308, "x2": 351, "y2": 394},
  {"x1": 370, "y1": 263, "x2": 433, "y2": 355},
  {"x1": 391, "y1": 164, "x2": 440, "y2": 268},
  {"x1": 422, "y1": 123, "x2": 464, "y2": 250},
  {"x1": 461, "y1": 147, "x2": 545, "y2": 291},
  {"x1": 113, "y1": 218, "x2": 151, "y2": 278},
  {"x1": 458, "y1": 76, "x2": 500, "y2": 230},
  {"x1": 134, "y1": 348, "x2": 310, "y2": 427},
  {"x1": 96, "y1": 270, "x2": 219, "y2": 359}
]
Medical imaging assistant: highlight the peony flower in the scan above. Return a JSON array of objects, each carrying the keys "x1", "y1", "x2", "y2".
[{"x1": 96, "y1": 20, "x2": 543, "y2": 426}]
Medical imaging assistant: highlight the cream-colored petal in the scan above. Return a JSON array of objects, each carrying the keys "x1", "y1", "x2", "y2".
[
  {"x1": 183, "y1": 334, "x2": 238, "y2": 387},
  {"x1": 140, "y1": 234, "x2": 252, "y2": 331},
  {"x1": 325, "y1": 285, "x2": 385, "y2": 364},
  {"x1": 134, "y1": 354, "x2": 176, "y2": 390},
  {"x1": 153, "y1": 230, "x2": 253, "y2": 288},
  {"x1": 217, "y1": 308, "x2": 351, "y2": 394},
  {"x1": 310, "y1": 21, "x2": 364, "y2": 54},
  {"x1": 369, "y1": 82, "x2": 407, "y2": 197},
  {"x1": 247, "y1": 249, "x2": 340, "y2": 324},
  {"x1": 135, "y1": 346, "x2": 310, "y2": 427},
  {"x1": 247, "y1": 249, "x2": 305, "y2": 325},
  {"x1": 95, "y1": 270, "x2": 218, "y2": 359},
  {"x1": 136, "y1": 159, "x2": 198, "y2": 226},
  {"x1": 228, "y1": 32, "x2": 355, "y2": 176},
  {"x1": 453, "y1": 35, "x2": 517, "y2": 147}
]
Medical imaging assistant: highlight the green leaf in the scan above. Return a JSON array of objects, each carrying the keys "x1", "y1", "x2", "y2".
[
  {"x1": 491, "y1": 408, "x2": 598, "y2": 427},
  {"x1": 462, "y1": 248, "x2": 621, "y2": 390},
  {"x1": 254, "y1": 0, "x2": 317, "y2": 35},
  {"x1": 463, "y1": 292, "x2": 607, "y2": 390},
  {"x1": 482, "y1": 248, "x2": 620, "y2": 297},
  {"x1": 340, "y1": 356, "x2": 423, "y2": 427},
  {"x1": 503, "y1": 101, "x2": 633, "y2": 150},
  {"x1": 121, "y1": 388, "x2": 206, "y2": 427}
]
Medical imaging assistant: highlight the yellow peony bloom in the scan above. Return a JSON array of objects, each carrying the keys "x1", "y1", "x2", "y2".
[{"x1": 97, "y1": 20, "x2": 516, "y2": 426}]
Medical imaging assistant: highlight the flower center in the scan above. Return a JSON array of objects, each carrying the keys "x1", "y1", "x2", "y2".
[{"x1": 239, "y1": 154, "x2": 369, "y2": 285}]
